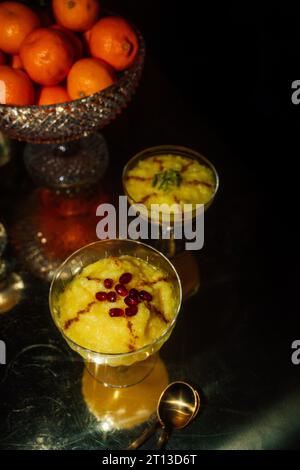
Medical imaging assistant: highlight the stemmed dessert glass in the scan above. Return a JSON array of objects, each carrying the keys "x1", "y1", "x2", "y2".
[
  {"x1": 123, "y1": 145, "x2": 219, "y2": 299},
  {"x1": 49, "y1": 239, "x2": 182, "y2": 388},
  {"x1": 0, "y1": 25, "x2": 145, "y2": 281},
  {"x1": 123, "y1": 145, "x2": 219, "y2": 258}
]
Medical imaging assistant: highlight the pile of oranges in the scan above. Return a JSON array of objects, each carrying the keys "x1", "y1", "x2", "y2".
[{"x1": 0, "y1": 0, "x2": 139, "y2": 106}]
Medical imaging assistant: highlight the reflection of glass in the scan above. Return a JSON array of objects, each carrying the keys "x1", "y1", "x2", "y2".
[
  {"x1": 172, "y1": 251, "x2": 200, "y2": 300},
  {"x1": 0, "y1": 223, "x2": 6, "y2": 256},
  {"x1": 0, "y1": 133, "x2": 11, "y2": 168},
  {"x1": 0, "y1": 272, "x2": 24, "y2": 315},
  {"x1": 50, "y1": 240, "x2": 182, "y2": 387},
  {"x1": 12, "y1": 186, "x2": 109, "y2": 281},
  {"x1": 0, "y1": 223, "x2": 24, "y2": 314},
  {"x1": 123, "y1": 145, "x2": 219, "y2": 258},
  {"x1": 1, "y1": 24, "x2": 145, "y2": 281},
  {"x1": 82, "y1": 356, "x2": 169, "y2": 432}
]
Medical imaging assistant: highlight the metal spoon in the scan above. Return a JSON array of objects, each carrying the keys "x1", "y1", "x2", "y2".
[{"x1": 127, "y1": 381, "x2": 200, "y2": 450}]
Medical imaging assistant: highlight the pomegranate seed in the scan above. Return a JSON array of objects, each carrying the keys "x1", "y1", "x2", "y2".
[
  {"x1": 125, "y1": 305, "x2": 138, "y2": 317},
  {"x1": 107, "y1": 291, "x2": 117, "y2": 302},
  {"x1": 119, "y1": 272, "x2": 132, "y2": 284},
  {"x1": 129, "y1": 288, "x2": 139, "y2": 297},
  {"x1": 139, "y1": 290, "x2": 153, "y2": 302},
  {"x1": 95, "y1": 292, "x2": 107, "y2": 301},
  {"x1": 104, "y1": 278, "x2": 113, "y2": 289},
  {"x1": 125, "y1": 295, "x2": 138, "y2": 307},
  {"x1": 115, "y1": 284, "x2": 128, "y2": 297},
  {"x1": 109, "y1": 308, "x2": 124, "y2": 317}
]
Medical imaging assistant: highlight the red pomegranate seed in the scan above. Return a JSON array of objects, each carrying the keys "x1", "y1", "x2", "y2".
[
  {"x1": 139, "y1": 290, "x2": 153, "y2": 302},
  {"x1": 104, "y1": 278, "x2": 113, "y2": 289},
  {"x1": 119, "y1": 273, "x2": 132, "y2": 284},
  {"x1": 115, "y1": 284, "x2": 128, "y2": 297},
  {"x1": 107, "y1": 291, "x2": 117, "y2": 302},
  {"x1": 125, "y1": 305, "x2": 138, "y2": 317},
  {"x1": 95, "y1": 292, "x2": 108, "y2": 301},
  {"x1": 109, "y1": 308, "x2": 124, "y2": 317},
  {"x1": 129, "y1": 288, "x2": 139, "y2": 297},
  {"x1": 125, "y1": 295, "x2": 139, "y2": 307}
]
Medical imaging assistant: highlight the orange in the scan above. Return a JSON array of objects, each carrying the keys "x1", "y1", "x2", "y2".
[
  {"x1": 52, "y1": 24, "x2": 83, "y2": 61},
  {"x1": 11, "y1": 55, "x2": 23, "y2": 69},
  {"x1": 67, "y1": 57, "x2": 115, "y2": 100},
  {"x1": 82, "y1": 28, "x2": 93, "y2": 56},
  {"x1": 0, "y1": 51, "x2": 6, "y2": 65},
  {"x1": 0, "y1": 2, "x2": 40, "y2": 54},
  {"x1": 52, "y1": 0, "x2": 100, "y2": 32},
  {"x1": 84, "y1": 28, "x2": 92, "y2": 44},
  {"x1": 89, "y1": 16, "x2": 139, "y2": 71},
  {"x1": 0, "y1": 65, "x2": 34, "y2": 106},
  {"x1": 38, "y1": 85, "x2": 70, "y2": 105},
  {"x1": 20, "y1": 28, "x2": 75, "y2": 86}
]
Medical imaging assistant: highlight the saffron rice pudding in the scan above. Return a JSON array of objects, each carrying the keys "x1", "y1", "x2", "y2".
[
  {"x1": 58, "y1": 255, "x2": 177, "y2": 354},
  {"x1": 124, "y1": 154, "x2": 216, "y2": 209}
]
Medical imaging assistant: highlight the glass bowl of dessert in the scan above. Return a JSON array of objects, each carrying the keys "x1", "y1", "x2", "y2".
[
  {"x1": 123, "y1": 145, "x2": 219, "y2": 257},
  {"x1": 49, "y1": 239, "x2": 182, "y2": 387}
]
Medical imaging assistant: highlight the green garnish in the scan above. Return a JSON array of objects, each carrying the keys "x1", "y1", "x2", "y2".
[{"x1": 152, "y1": 169, "x2": 183, "y2": 191}]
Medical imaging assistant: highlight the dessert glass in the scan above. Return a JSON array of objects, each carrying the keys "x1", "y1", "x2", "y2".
[
  {"x1": 123, "y1": 145, "x2": 219, "y2": 258},
  {"x1": 49, "y1": 239, "x2": 182, "y2": 388}
]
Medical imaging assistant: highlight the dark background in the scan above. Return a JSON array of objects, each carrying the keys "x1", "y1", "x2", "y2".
[
  {"x1": 0, "y1": 0, "x2": 300, "y2": 451},
  {"x1": 106, "y1": 0, "x2": 299, "y2": 349}
]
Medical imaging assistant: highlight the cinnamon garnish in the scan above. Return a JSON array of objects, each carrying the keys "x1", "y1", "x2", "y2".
[
  {"x1": 138, "y1": 193, "x2": 157, "y2": 204},
  {"x1": 140, "y1": 276, "x2": 169, "y2": 287},
  {"x1": 127, "y1": 320, "x2": 138, "y2": 340},
  {"x1": 186, "y1": 180, "x2": 213, "y2": 188},
  {"x1": 181, "y1": 160, "x2": 194, "y2": 172},
  {"x1": 64, "y1": 301, "x2": 96, "y2": 330},
  {"x1": 153, "y1": 157, "x2": 164, "y2": 172},
  {"x1": 126, "y1": 176, "x2": 152, "y2": 182},
  {"x1": 146, "y1": 301, "x2": 169, "y2": 324}
]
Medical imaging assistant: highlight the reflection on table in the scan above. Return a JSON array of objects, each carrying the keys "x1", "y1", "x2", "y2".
[{"x1": 82, "y1": 356, "x2": 169, "y2": 431}]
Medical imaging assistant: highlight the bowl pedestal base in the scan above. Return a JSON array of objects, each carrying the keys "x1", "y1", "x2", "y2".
[{"x1": 12, "y1": 133, "x2": 110, "y2": 281}]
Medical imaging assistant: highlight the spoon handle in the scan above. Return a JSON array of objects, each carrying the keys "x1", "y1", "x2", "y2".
[
  {"x1": 157, "y1": 427, "x2": 170, "y2": 449},
  {"x1": 127, "y1": 422, "x2": 159, "y2": 450}
]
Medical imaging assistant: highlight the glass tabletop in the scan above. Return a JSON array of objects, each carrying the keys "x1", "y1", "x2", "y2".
[{"x1": 0, "y1": 59, "x2": 299, "y2": 451}]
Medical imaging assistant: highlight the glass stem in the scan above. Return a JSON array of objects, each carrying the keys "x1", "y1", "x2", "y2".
[
  {"x1": 162, "y1": 225, "x2": 177, "y2": 258},
  {"x1": 53, "y1": 141, "x2": 80, "y2": 158}
]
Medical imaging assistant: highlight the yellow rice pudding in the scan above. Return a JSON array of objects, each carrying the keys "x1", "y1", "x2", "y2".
[
  {"x1": 58, "y1": 255, "x2": 177, "y2": 354},
  {"x1": 124, "y1": 154, "x2": 216, "y2": 209}
]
